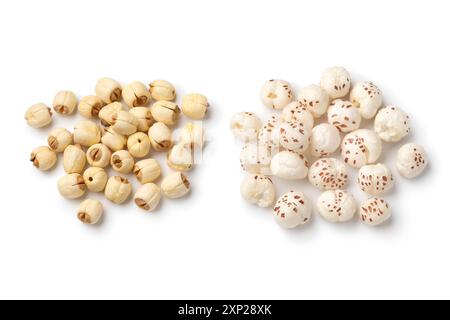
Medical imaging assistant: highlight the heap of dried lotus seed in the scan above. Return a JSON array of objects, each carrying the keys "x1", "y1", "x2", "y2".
[
  {"x1": 26, "y1": 78, "x2": 209, "y2": 224},
  {"x1": 231, "y1": 66, "x2": 428, "y2": 229}
]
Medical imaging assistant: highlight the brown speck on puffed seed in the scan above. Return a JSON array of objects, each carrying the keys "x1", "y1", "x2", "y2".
[
  {"x1": 135, "y1": 198, "x2": 149, "y2": 210},
  {"x1": 77, "y1": 212, "x2": 91, "y2": 224}
]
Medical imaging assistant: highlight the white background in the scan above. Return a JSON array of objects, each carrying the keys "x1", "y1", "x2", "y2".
[{"x1": 0, "y1": 0, "x2": 449, "y2": 300}]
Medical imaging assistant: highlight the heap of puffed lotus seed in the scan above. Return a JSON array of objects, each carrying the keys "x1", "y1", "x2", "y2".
[
  {"x1": 26, "y1": 78, "x2": 208, "y2": 224},
  {"x1": 231, "y1": 67, "x2": 428, "y2": 228}
]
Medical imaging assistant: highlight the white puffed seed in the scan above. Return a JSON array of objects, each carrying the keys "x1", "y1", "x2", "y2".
[
  {"x1": 127, "y1": 132, "x2": 151, "y2": 158},
  {"x1": 77, "y1": 199, "x2": 103, "y2": 224},
  {"x1": 95, "y1": 77, "x2": 122, "y2": 104},
  {"x1": 57, "y1": 173, "x2": 86, "y2": 199},
  {"x1": 101, "y1": 127, "x2": 127, "y2": 152},
  {"x1": 181, "y1": 93, "x2": 209, "y2": 120},
  {"x1": 308, "y1": 158, "x2": 348, "y2": 191},
  {"x1": 374, "y1": 106, "x2": 411, "y2": 142},
  {"x1": 110, "y1": 150, "x2": 135, "y2": 174},
  {"x1": 99, "y1": 102, "x2": 124, "y2": 127},
  {"x1": 134, "y1": 183, "x2": 161, "y2": 211},
  {"x1": 104, "y1": 176, "x2": 132, "y2": 204},
  {"x1": 230, "y1": 112, "x2": 262, "y2": 142},
  {"x1": 63, "y1": 144, "x2": 86, "y2": 174},
  {"x1": 350, "y1": 81, "x2": 382, "y2": 119},
  {"x1": 83, "y1": 167, "x2": 108, "y2": 192},
  {"x1": 30, "y1": 146, "x2": 57, "y2": 171},
  {"x1": 86, "y1": 144, "x2": 111, "y2": 168},
  {"x1": 270, "y1": 150, "x2": 308, "y2": 180},
  {"x1": 297, "y1": 84, "x2": 330, "y2": 118},
  {"x1": 148, "y1": 122, "x2": 172, "y2": 151},
  {"x1": 341, "y1": 129, "x2": 382, "y2": 168},
  {"x1": 167, "y1": 144, "x2": 194, "y2": 171},
  {"x1": 280, "y1": 102, "x2": 314, "y2": 130},
  {"x1": 320, "y1": 66, "x2": 351, "y2": 99},
  {"x1": 260, "y1": 79, "x2": 293, "y2": 110},
  {"x1": 396, "y1": 143, "x2": 428, "y2": 179},
  {"x1": 358, "y1": 164, "x2": 394, "y2": 195},
  {"x1": 240, "y1": 174, "x2": 275, "y2": 208},
  {"x1": 73, "y1": 120, "x2": 102, "y2": 147},
  {"x1": 279, "y1": 120, "x2": 311, "y2": 153},
  {"x1": 53, "y1": 90, "x2": 78, "y2": 115},
  {"x1": 77, "y1": 95, "x2": 104, "y2": 118},
  {"x1": 317, "y1": 190, "x2": 356, "y2": 223},
  {"x1": 310, "y1": 123, "x2": 341, "y2": 157},
  {"x1": 240, "y1": 142, "x2": 272, "y2": 175},
  {"x1": 273, "y1": 190, "x2": 312, "y2": 229},
  {"x1": 327, "y1": 99, "x2": 361, "y2": 133},
  {"x1": 359, "y1": 197, "x2": 391, "y2": 226},
  {"x1": 149, "y1": 79, "x2": 176, "y2": 101},
  {"x1": 25, "y1": 103, "x2": 52, "y2": 128},
  {"x1": 111, "y1": 111, "x2": 138, "y2": 136},
  {"x1": 129, "y1": 107, "x2": 154, "y2": 132},
  {"x1": 258, "y1": 115, "x2": 281, "y2": 150},
  {"x1": 122, "y1": 81, "x2": 151, "y2": 107},
  {"x1": 151, "y1": 101, "x2": 181, "y2": 125},
  {"x1": 134, "y1": 158, "x2": 161, "y2": 184},
  {"x1": 178, "y1": 123, "x2": 205, "y2": 150},
  {"x1": 161, "y1": 172, "x2": 191, "y2": 199},
  {"x1": 47, "y1": 128, "x2": 73, "y2": 153}
]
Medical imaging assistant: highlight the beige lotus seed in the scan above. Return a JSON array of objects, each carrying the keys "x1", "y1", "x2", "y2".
[
  {"x1": 111, "y1": 111, "x2": 138, "y2": 136},
  {"x1": 129, "y1": 107, "x2": 154, "y2": 132},
  {"x1": 181, "y1": 93, "x2": 208, "y2": 120},
  {"x1": 63, "y1": 144, "x2": 86, "y2": 174},
  {"x1": 150, "y1": 101, "x2": 181, "y2": 126},
  {"x1": 167, "y1": 144, "x2": 193, "y2": 171},
  {"x1": 24, "y1": 103, "x2": 52, "y2": 128},
  {"x1": 134, "y1": 158, "x2": 161, "y2": 183},
  {"x1": 104, "y1": 176, "x2": 132, "y2": 204},
  {"x1": 53, "y1": 90, "x2": 77, "y2": 115},
  {"x1": 161, "y1": 172, "x2": 191, "y2": 199},
  {"x1": 111, "y1": 150, "x2": 135, "y2": 174},
  {"x1": 134, "y1": 183, "x2": 161, "y2": 211},
  {"x1": 86, "y1": 143, "x2": 111, "y2": 168},
  {"x1": 83, "y1": 167, "x2": 108, "y2": 192},
  {"x1": 77, "y1": 199, "x2": 103, "y2": 224},
  {"x1": 149, "y1": 79, "x2": 176, "y2": 101},
  {"x1": 77, "y1": 95, "x2": 104, "y2": 118},
  {"x1": 127, "y1": 132, "x2": 151, "y2": 158},
  {"x1": 148, "y1": 122, "x2": 172, "y2": 151},
  {"x1": 73, "y1": 120, "x2": 102, "y2": 147},
  {"x1": 178, "y1": 123, "x2": 204, "y2": 149},
  {"x1": 101, "y1": 127, "x2": 127, "y2": 152},
  {"x1": 47, "y1": 128, "x2": 73, "y2": 153},
  {"x1": 122, "y1": 81, "x2": 151, "y2": 107},
  {"x1": 57, "y1": 173, "x2": 86, "y2": 199},
  {"x1": 95, "y1": 77, "x2": 122, "y2": 104},
  {"x1": 30, "y1": 146, "x2": 57, "y2": 171},
  {"x1": 99, "y1": 102, "x2": 124, "y2": 127}
]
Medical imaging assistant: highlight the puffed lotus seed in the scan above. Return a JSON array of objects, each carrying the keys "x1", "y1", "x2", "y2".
[
  {"x1": 47, "y1": 128, "x2": 73, "y2": 153},
  {"x1": 317, "y1": 190, "x2": 356, "y2": 223},
  {"x1": 320, "y1": 66, "x2": 351, "y2": 99},
  {"x1": 129, "y1": 107, "x2": 154, "y2": 132},
  {"x1": 258, "y1": 115, "x2": 281, "y2": 150},
  {"x1": 396, "y1": 143, "x2": 428, "y2": 179},
  {"x1": 280, "y1": 102, "x2": 314, "y2": 130},
  {"x1": 95, "y1": 77, "x2": 122, "y2": 104},
  {"x1": 341, "y1": 129, "x2": 382, "y2": 168},
  {"x1": 83, "y1": 167, "x2": 108, "y2": 192},
  {"x1": 73, "y1": 120, "x2": 102, "y2": 147},
  {"x1": 77, "y1": 199, "x2": 103, "y2": 224},
  {"x1": 179, "y1": 123, "x2": 204, "y2": 149},
  {"x1": 359, "y1": 197, "x2": 391, "y2": 226},
  {"x1": 86, "y1": 143, "x2": 111, "y2": 168},
  {"x1": 308, "y1": 158, "x2": 348, "y2": 191},
  {"x1": 104, "y1": 176, "x2": 132, "y2": 204},
  {"x1": 99, "y1": 102, "x2": 124, "y2": 127},
  {"x1": 240, "y1": 142, "x2": 272, "y2": 175},
  {"x1": 148, "y1": 122, "x2": 172, "y2": 151},
  {"x1": 134, "y1": 183, "x2": 161, "y2": 211},
  {"x1": 127, "y1": 132, "x2": 151, "y2": 158},
  {"x1": 25, "y1": 103, "x2": 52, "y2": 128},
  {"x1": 230, "y1": 112, "x2": 262, "y2": 142},
  {"x1": 270, "y1": 150, "x2": 308, "y2": 180},
  {"x1": 111, "y1": 111, "x2": 138, "y2": 136},
  {"x1": 260, "y1": 79, "x2": 293, "y2": 110},
  {"x1": 279, "y1": 120, "x2": 311, "y2": 153},
  {"x1": 57, "y1": 173, "x2": 86, "y2": 199},
  {"x1": 122, "y1": 81, "x2": 151, "y2": 107},
  {"x1": 297, "y1": 84, "x2": 330, "y2": 118},
  {"x1": 53, "y1": 90, "x2": 78, "y2": 115},
  {"x1": 358, "y1": 163, "x2": 394, "y2": 196},
  {"x1": 30, "y1": 146, "x2": 57, "y2": 171},
  {"x1": 181, "y1": 93, "x2": 208, "y2": 120},
  {"x1": 374, "y1": 106, "x2": 411, "y2": 142},
  {"x1": 240, "y1": 174, "x2": 275, "y2": 208},
  {"x1": 63, "y1": 144, "x2": 86, "y2": 174},
  {"x1": 310, "y1": 123, "x2": 341, "y2": 158},
  {"x1": 161, "y1": 172, "x2": 191, "y2": 199},
  {"x1": 273, "y1": 190, "x2": 312, "y2": 229},
  {"x1": 150, "y1": 101, "x2": 181, "y2": 126},
  {"x1": 167, "y1": 144, "x2": 194, "y2": 171},
  {"x1": 327, "y1": 99, "x2": 361, "y2": 133},
  {"x1": 101, "y1": 127, "x2": 127, "y2": 152},
  {"x1": 77, "y1": 95, "x2": 104, "y2": 118},
  {"x1": 149, "y1": 79, "x2": 176, "y2": 101},
  {"x1": 111, "y1": 150, "x2": 135, "y2": 174},
  {"x1": 350, "y1": 81, "x2": 382, "y2": 119},
  {"x1": 134, "y1": 158, "x2": 161, "y2": 184}
]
